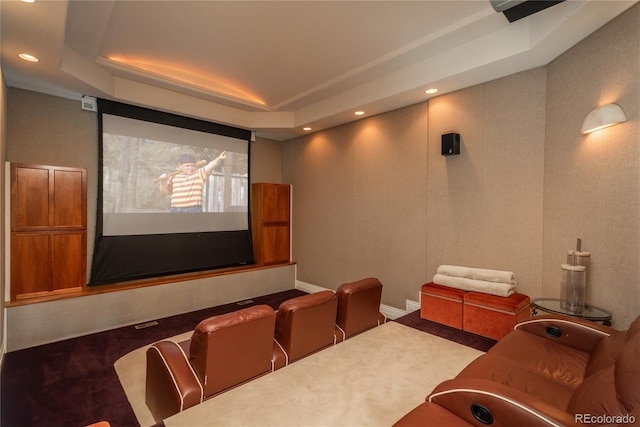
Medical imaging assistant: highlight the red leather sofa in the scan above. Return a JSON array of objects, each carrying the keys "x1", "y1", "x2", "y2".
[
  {"x1": 394, "y1": 313, "x2": 640, "y2": 426},
  {"x1": 145, "y1": 278, "x2": 385, "y2": 422}
]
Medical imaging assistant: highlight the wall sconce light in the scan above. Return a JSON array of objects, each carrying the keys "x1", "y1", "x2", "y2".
[{"x1": 581, "y1": 103, "x2": 626, "y2": 134}]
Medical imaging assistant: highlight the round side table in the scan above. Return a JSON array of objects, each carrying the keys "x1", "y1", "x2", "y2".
[{"x1": 531, "y1": 298, "x2": 612, "y2": 326}]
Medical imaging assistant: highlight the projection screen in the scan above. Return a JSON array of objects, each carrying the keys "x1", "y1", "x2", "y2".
[{"x1": 89, "y1": 99, "x2": 254, "y2": 285}]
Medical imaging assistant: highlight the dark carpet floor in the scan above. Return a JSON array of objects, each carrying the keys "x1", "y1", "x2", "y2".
[
  {"x1": 393, "y1": 310, "x2": 496, "y2": 353},
  {"x1": 1, "y1": 290, "x2": 495, "y2": 427},
  {"x1": 1, "y1": 289, "x2": 306, "y2": 427}
]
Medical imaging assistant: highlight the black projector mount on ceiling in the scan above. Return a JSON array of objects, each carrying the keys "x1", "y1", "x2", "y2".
[{"x1": 489, "y1": 0, "x2": 566, "y2": 23}]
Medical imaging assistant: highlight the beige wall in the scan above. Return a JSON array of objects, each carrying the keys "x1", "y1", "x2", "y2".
[
  {"x1": 426, "y1": 68, "x2": 547, "y2": 301},
  {"x1": 285, "y1": 5, "x2": 639, "y2": 328},
  {"x1": 284, "y1": 69, "x2": 546, "y2": 311},
  {"x1": 251, "y1": 136, "x2": 284, "y2": 184},
  {"x1": 283, "y1": 103, "x2": 429, "y2": 309},
  {"x1": 543, "y1": 5, "x2": 640, "y2": 328}
]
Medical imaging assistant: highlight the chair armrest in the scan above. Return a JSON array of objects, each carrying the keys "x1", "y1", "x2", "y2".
[
  {"x1": 515, "y1": 315, "x2": 615, "y2": 353},
  {"x1": 271, "y1": 339, "x2": 288, "y2": 371},
  {"x1": 146, "y1": 341, "x2": 203, "y2": 422},
  {"x1": 377, "y1": 312, "x2": 387, "y2": 325},
  {"x1": 429, "y1": 378, "x2": 580, "y2": 427}
]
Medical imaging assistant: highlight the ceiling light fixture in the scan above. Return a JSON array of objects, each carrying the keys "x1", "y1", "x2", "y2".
[
  {"x1": 18, "y1": 53, "x2": 39, "y2": 62},
  {"x1": 581, "y1": 103, "x2": 627, "y2": 134},
  {"x1": 354, "y1": 111, "x2": 365, "y2": 116},
  {"x1": 303, "y1": 127, "x2": 312, "y2": 131},
  {"x1": 425, "y1": 88, "x2": 438, "y2": 95},
  {"x1": 21, "y1": 0, "x2": 36, "y2": 3}
]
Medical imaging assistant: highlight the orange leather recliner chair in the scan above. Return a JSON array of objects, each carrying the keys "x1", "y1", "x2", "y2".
[
  {"x1": 334, "y1": 277, "x2": 386, "y2": 343},
  {"x1": 145, "y1": 304, "x2": 276, "y2": 422},
  {"x1": 271, "y1": 290, "x2": 338, "y2": 370}
]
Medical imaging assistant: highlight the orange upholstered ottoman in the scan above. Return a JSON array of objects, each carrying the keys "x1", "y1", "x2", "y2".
[
  {"x1": 420, "y1": 282, "x2": 467, "y2": 329},
  {"x1": 462, "y1": 292, "x2": 530, "y2": 340}
]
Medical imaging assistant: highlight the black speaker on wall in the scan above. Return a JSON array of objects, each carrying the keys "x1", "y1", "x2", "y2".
[{"x1": 441, "y1": 133, "x2": 460, "y2": 156}]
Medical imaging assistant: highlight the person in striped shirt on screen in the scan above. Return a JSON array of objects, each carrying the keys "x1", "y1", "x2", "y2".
[{"x1": 158, "y1": 151, "x2": 227, "y2": 212}]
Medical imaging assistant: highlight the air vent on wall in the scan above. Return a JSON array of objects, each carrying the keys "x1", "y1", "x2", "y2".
[{"x1": 490, "y1": 0, "x2": 565, "y2": 22}]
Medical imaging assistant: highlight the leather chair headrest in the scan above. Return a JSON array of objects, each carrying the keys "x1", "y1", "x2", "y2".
[
  {"x1": 277, "y1": 290, "x2": 336, "y2": 313},
  {"x1": 336, "y1": 277, "x2": 382, "y2": 297},
  {"x1": 194, "y1": 305, "x2": 275, "y2": 334}
]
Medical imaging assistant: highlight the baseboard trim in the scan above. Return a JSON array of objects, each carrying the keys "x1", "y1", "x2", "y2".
[
  {"x1": 406, "y1": 300, "x2": 420, "y2": 313},
  {"x1": 294, "y1": 280, "x2": 409, "y2": 320},
  {"x1": 380, "y1": 304, "x2": 406, "y2": 320},
  {"x1": 294, "y1": 280, "x2": 328, "y2": 294}
]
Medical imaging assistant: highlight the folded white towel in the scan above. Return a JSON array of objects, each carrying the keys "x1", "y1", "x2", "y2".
[
  {"x1": 436, "y1": 265, "x2": 516, "y2": 286},
  {"x1": 433, "y1": 274, "x2": 516, "y2": 297}
]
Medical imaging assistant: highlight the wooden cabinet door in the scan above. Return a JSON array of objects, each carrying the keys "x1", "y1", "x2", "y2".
[
  {"x1": 12, "y1": 166, "x2": 50, "y2": 230},
  {"x1": 262, "y1": 184, "x2": 290, "y2": 223},
  {"x1": 11, "y1": 233, "x2": 51, "y2": 299},
  {"x1": 10, "y1": 163, "x2": 87, "y2": 301},
  {"x1": 51, "y1": 232, "x2": 86, "y2": 291},
  {"x1": 260, "y1": 224, "x2": 290, "y2": 265},
  {"x1": 252, "y1": 183, "x2": 291, "y2": 266},
  {"x1": 52, "y1": 169, "x2": 86, "y2": 228}
]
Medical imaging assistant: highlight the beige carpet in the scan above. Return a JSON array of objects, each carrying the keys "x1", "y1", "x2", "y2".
[{"x1": 115, "y1": 322, "x2": 483, "y2": 427}]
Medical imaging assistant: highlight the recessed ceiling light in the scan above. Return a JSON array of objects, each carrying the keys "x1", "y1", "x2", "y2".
[
  {"x1": 21, "y1": 0, "x2": 36, "y2": 3},
  {"x1": 303, "y1": 127, "x2": 312, "y2": 131},
  {"x1": 354, "y1": 111, "x2": 365, "y2": 116},
  {"x1": 18, "y1": 53, "x2": 39, "y2": 62},
  {"x1": 425, "y1": 88, "x2": 438, "y2": 95}
]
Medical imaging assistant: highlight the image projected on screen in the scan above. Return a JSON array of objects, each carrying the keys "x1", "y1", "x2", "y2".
[
  {"x1": 102, "y1": 114, "x2": 249, "y2": 236},
  {"x1": 89, "y1": 99, "x2": 253, "y2": 285}
]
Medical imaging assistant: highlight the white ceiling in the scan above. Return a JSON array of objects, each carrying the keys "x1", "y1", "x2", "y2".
[{"x1": 1, "y1": 0, "x2": 637, "y2": 140}]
